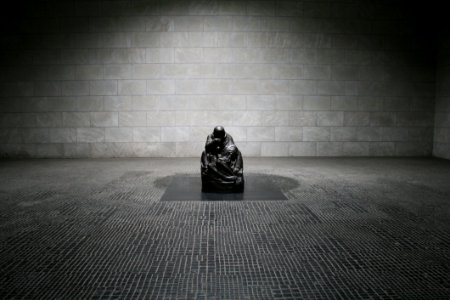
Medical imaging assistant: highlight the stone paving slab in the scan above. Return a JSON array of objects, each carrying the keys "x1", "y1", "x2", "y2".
[{"x1": 0, "y1": 158, "x2": 449, "y2": 299}]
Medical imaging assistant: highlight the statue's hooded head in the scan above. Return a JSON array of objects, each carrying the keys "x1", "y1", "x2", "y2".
[{"x1": 213, "y1": 125, "x2": 226, "y2": 140}]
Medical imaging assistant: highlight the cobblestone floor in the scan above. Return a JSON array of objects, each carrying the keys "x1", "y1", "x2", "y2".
[{"x1": 0, "y1": 157, "x2": 449, "y2": 299}]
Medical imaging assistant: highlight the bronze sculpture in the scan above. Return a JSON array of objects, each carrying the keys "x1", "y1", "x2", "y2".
[{"x1": 201, "y1": 126, "x2": 244, "y2": 192}]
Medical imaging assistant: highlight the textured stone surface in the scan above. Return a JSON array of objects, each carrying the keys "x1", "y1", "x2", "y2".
[
  {"x1": 434, "y1": 33, "x2": 450, "y2": 159},
  {"x1": 0, "y1": 157, "x2": 449, "y2": 299},
  {"x1": 0, "y1": 0, "x2": 438, "y2": 158}
]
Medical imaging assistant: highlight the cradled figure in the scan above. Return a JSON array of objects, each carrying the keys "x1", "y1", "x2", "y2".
[{"x1": 201, "y1": 126, "x2": 244, "y2": 192}]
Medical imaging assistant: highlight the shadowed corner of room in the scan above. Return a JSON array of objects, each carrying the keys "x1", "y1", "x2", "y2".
[{"x1": 0, "y1": 0, "x2": 161, "y2": 83}]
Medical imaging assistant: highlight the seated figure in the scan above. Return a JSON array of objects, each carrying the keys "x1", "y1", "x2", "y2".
[{"x1": 201, "y1": 126, "x2": 244, "y2": 192}]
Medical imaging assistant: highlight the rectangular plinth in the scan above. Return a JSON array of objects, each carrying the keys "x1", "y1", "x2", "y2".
[{"x1": 160, "y1": 175, "x2": 287, "y2": 201}]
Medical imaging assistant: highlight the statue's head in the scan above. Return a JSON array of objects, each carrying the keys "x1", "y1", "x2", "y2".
[{"x1": 213, "y1": 125, "x2": 226, "y2": 140}]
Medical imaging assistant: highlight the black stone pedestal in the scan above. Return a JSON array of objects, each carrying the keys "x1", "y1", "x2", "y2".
[{"x1": 160, "y1": 174, "x2": 287, "y2": 201}]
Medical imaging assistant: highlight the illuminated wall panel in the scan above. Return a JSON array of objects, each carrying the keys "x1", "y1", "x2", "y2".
[{"x1": 0, "y1": 0, "x2": 436, "y2": 157}]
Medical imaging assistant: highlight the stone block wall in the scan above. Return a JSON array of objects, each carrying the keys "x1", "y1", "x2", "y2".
[
  {"x1": 0, "y1": 0, "x2": 436, "y2": 157},
  {"x1": 434, "y1": 35, "x2": 450, "y2": 159}
]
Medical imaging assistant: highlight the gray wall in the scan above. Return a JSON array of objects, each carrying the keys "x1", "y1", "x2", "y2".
[
  {"x1": 0, "y1": 0, "x2": 436, "y2": 158},
  {"x1": 434, "y1": 34, "x2": 450, "y2": 159}
]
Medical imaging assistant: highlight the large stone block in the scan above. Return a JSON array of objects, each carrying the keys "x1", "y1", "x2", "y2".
[
  {"x1": 161, "y1": 126, "x2": 190, "y2": 142},
  {"x1": 370, "y1": 112, "x2": 396, "y2": 126},
  {"x1": 299, "y1": 65, "x2": 331, "y2": 80},
  {"x1": 217, "y1": 1, "x2": 246, "y2": 16},
  {"x1": 35, "y1": 144, "x2": 64, "y2": 158},
  {"x1": 344, "y1": 112, "x2": 370, "y2": 126},
  {"x1": 34, "y1": 81, "x2": 61, "y2": 96},
  {"x1": 90, "y1": 112, "x2": 119, "y2": 127},
  {"x1": 63, "y1": 112, "x2": 91, "y2": 127},
  {"x1": 146, "y1": 48, "x2": 174, "y2": 63},
  {"x1": 204, "y1": 48, "x2": 233, "y2": 63},
  {"x1": 0, "y1": 82, "x2": 34, "y2": 97},
  {"x1": 147, "y1": 111, "x2": 176, "y2": 126},
  {"x1": 317, "y1": 111, "x2": 344, "y2": 126},
  {"x1": 131, "y1": 32, "x2": 161, "y2": 47},
  {"x1": 22, "y1": 129, "x2": 50, "y2": 143},
  {"x1": 145, "y1": 16, "x2": 173, "y2": 32},
  {"x1": 175, "y1": 79, "x2": 203, "y2": 94},
  {"x1": 61, "y1": 81, "x2": 89, "y2": 96},
  {"x1": 357, "y1": 127, "x2": 382, "y2": 142},
  {"x1": 381, "y1": 127, "x2": 409, "y2": 142},
  {"x1": 75, "y1": 96, "x2": 104, "y2": 112},
  {"x1": 133, "y1": 127, "x2": 161, "y2": 142},
  {"x1": 75, "y1": 65, "x2": 104, "y2": 80},
  {"x1": 288, "y1": 142, "x2": 317, "y2": 156},
  {"x1": 175, "y1": 142, "x2": 204, "y2": 157},
  {"x1": 49, "y1": 128, "x2": 77, "y2": 143},
  {"x1": 205, "y1": 111, "x2": 235, "y2": 126},
  {"x1": 160, "y1": 32, "x2": 217, "y2": 48},
  {"x1": 331, "y1": 96, "x2": 358, "y2": 111},
  {"x1": 260, "y1": 80, "x2": 290, "y2": 95},
  {"x1": 396, "y1": 112, "x2": 433, "y2": 127},
  {"x1": 316, "y1": 80, "x2": 346, "y2": 96},
  {"x1": 289, "y1": 80, "x2": 317, "y2": 95},
  {"x1": 271, "y1": 64, "x2": 303, "y2": 80},
  {"x1": 238, "y1": 142, "x2": 262, "y2": 156},
  {"x1": 343, "y1": 142, "x2": 370, "y2": 156},
  {"x1": 217, "y1": 32, "x2": 247, "y2": 47},
  {"x1": 77, "y1": 128, "x2": 105, "y2": 143},
  {"x1": 288, "y1": 111, "x2": 317, "y2": 126},
  {"x1": 0, "y1": 129, "x2": 23, "y2": 143},
  {"x1": 331, "y1": 127, "x2": 357, "y2": 141},
  {"x1": 132, "y1": 96, "x2": 159, "y2": 110},
  {"x1": 132, "y1": 64, "x2": 161, "y2": 79},
  {"x1": 173, "y1": 16, "x2": 204, "y2": 32},
  {"x1": 358, "y1": 96, "x2": 383, "y2": 111},
  {"x1": 369, "y1": 142, "x2": 396, "y2": 156},
  {"x1": 0, "y1": 113, "x2": 26, "y2": 128},
  {"x1": 90, "y1": 80, "x2": 118, "y2": 96},
  {"x1": 203, "y1": 79, "x2": 231, "y2": 94},
  {"x1": 395, "y1": 142, "x2": 432, "y2": 156},
  {"x1": 105, "y1": 128, "x2": 133, "y2": 142},
  {"x1": 63, "y1": 143, "x2": 90, "y2": 158},
  {"x1": 276, "y1": 96, "x2": 302, "y2": 110},
  {"x1": 275, "y1": 127, "x2": 302, "y2": 141},
  {"x1": 224, "y1": 126, "x2": 247, "y2": 142},
  {"x1": 317, "y1": 142, "x2": 343, "y2": 156},
  {"x1": 119, "y1": 112, "x2": 146, "y2": 127},
  {"x1": 189, "y1": 126, "x2": 211, "y2": 142},
  {"x1": 147, "y1": 80, "x2": 175, "y2": 94},
  {"x1": 262, "y1": 142, "x2": 289, "y2": 156},
  {"x1": 303, "y1": 127, "x2": 330, "y2": 141},
  {"x1": 174, "y1": 48, "x2": 203, "y2": 63},
  {"x1": 303, "y1": 96, "x2": 330, "y2": 111},
  {"x1": 119, "y1": 80, "x2": 146, "y2": 96},
  {"x1": 103, "y1": 96, "x2": 133, "y2": 111},
  {"x1": 36, "y1": 113, "x2": 63, "y2": 127},
  {"x1": 331, "y1": 65, "x2": 360, "y2": 80},
  {"x1": 247, "y1": 1, "x2": 276, "y2": 16},
  {"x1": 232, "y1": 16, "x2": 263, "y2": 32},
  {"x1": 247, "y1": 95, "x2": 276, "y2": 110},
  {"x1": 95, "y1": 49, "x2": 146, "y2": 64},
  {"x1": 247, "y1": 127, "x2": 275, "y2": 141}
]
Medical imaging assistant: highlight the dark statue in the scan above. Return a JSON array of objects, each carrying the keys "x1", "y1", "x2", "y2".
[{"x1": 201, "y1": 126, "x2": 244, "y2": 192}]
